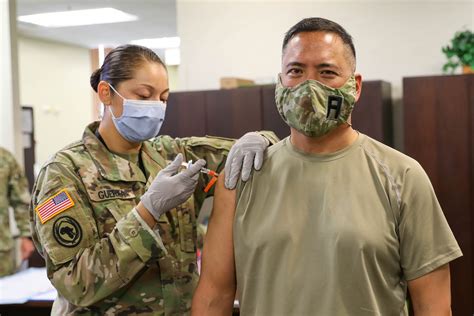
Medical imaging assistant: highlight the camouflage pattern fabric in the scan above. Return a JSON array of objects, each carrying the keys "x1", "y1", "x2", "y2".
[
  {"x1": 0, "y1": 147, "x2": 31, "y2": 277},
  {"x1": 275, "y1": 75, "x2": 357, "y2": 137},
  {"x1": 0, "y1": 249, "x2": 16, "y2": 277},
  {"x1": 30, "y1": 122, "x2": 277, "y2": 315}
]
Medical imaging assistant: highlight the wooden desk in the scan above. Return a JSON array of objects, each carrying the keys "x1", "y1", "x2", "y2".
[{"x1": 0, "y1": 301, "x2": 52, "y2": 316}]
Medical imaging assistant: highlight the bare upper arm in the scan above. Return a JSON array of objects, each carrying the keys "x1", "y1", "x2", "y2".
[
  {"x1": 407, "y1": 264, "x2": 452, "y2": 315},
  {"x1": 194, "y1": 172, "x2": 237, "y2": 302}
]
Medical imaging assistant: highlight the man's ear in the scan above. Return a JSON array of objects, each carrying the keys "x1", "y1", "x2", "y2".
[
  {"x1": 354, "y1": 73, "x2": 363, "y2": 102},
  {"x1": 97, "y1": 81, "x2": 112, "y2": 105}
]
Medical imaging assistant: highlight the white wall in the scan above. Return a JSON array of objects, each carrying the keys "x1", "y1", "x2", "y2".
[
  {"x1": 177, "y1": 0, "x2": 474, "y2": 99},
  {"x1": 0, "y1": 0, "x2": 22, "y2": 160},
  {"x1": 168, "y1": 65, "x2": 180, "y2": 91},
  {"x1": 18, "y1": 36, "x2": 92, "y2": 168}
]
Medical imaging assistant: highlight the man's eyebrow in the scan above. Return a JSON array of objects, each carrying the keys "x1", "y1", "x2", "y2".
[
  {"x1": 316, "y1": 63, "x2": 339, "y2": 69},
  {"x1": 285, "y1": 61, "x2": 305, "y2": 68}
]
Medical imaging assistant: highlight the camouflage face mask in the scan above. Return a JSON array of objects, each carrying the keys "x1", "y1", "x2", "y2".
[{"x1": 275, "y1": 75, "x2": 357, "y2": 137}]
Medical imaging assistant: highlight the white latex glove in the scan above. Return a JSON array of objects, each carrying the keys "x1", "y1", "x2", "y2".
[
  {"x1": 141, "y1": 153, "x2": 206, "y2": 220},
  {"x1": 224, "y1": 132, "x2": 270, "y2": 190}
]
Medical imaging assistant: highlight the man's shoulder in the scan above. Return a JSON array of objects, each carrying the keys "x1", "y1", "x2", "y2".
[
  {"x1": 0, "y1": 147, "x2": 15, "y2": 164},
  {"x1": 359, "y1": 134, "x2": 422, "y2": 172},
  {"x1": 234, "y1": 138, "x2": 287, "y2": 194},
  {"x1": 265, "y1": 137, "x2": 288, "y2": 159},
  {"x1": 0, "y1": 146, "x2": 12, "y2": 156}
]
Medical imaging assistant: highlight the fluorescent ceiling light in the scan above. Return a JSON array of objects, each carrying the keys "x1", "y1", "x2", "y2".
[
  {"x1": 18, "y1": 8, "x2": 137, "y2": 28},
  {"x1": 131, "y1": 37, "x2": 180, "y2": 49}
]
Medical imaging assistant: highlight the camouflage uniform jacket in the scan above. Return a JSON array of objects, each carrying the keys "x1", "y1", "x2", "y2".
[
  {"x1": 30, "y1": 122, "x2": 278, "y2": 315},
  {"x1": 0, "y1": 147, "x2": 31, "y2": 252}
]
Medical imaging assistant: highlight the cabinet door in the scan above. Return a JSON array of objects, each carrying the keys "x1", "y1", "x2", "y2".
[
  {"x1": 352, "y1": 81, "x2": 392, "y2": 146},
  {"x1": 205, "y1": 87, "x2": 263, "y2": 138},
  {"x1": 159, "y1": 91, "x2": 207, "y2": 138},
  {"x1": 403, "y1": 74, "x2": 474, "y2": 316},
  {"x1": 21, "y1": 106, "x2": 34, "y2": 192}
]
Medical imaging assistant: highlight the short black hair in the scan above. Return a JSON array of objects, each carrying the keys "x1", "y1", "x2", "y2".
[{"x1": 282, "y1": 17, "x2": 356, "y2": 62}]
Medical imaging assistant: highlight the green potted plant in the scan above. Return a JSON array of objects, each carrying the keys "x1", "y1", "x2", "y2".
[{"x1": 442, "y1": 29, "x2": 474, "y2": 74}]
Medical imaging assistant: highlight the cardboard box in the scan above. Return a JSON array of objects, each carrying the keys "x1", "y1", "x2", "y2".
[{"x1": 220, "y1": 77, "x2": 255, "y2": 89}]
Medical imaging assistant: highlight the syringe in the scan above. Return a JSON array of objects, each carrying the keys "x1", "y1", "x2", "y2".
[{"x1": 181, "y1": 161, "x2": 219, "y2": 177}]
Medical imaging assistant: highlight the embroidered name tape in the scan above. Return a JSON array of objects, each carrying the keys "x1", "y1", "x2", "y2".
[{"x1": 36, "y1": 189, "x2": 75, "y2": 224}]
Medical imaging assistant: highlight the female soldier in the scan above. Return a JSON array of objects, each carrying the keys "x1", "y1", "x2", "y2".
[{"x1": 30, "y1": 44, "x2": 277, "y2": 315}]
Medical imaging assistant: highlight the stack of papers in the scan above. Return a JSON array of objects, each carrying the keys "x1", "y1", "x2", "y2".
[{"x1": 0, "y1": 267, "x2": 57, "y2": 304}]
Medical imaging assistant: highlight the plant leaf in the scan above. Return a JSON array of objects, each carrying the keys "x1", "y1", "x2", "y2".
[{"x1": 442, "y1": 28, "x2": 474, "y2": 71}]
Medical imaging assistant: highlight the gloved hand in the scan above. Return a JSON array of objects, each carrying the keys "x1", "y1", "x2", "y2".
[
  {"x1": 141, "y1": 153, "x2": 206, "y2": 220},
  {"x1": 224, "y1": 132, "x2": 270, "y2": 190}
]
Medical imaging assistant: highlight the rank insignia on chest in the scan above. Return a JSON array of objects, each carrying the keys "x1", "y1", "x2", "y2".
[{"x1": 35, "y1": 189, "x2": 75, "y2": 224}]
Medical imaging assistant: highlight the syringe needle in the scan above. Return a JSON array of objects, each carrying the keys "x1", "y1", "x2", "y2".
[{"x1": 181, "y1": 161, "x2": 219, "y2": 177}]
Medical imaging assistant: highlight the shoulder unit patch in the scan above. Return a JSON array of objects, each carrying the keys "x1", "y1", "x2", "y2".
[{"x1": 53, "y1": 216, "x2": 82, "y2": 247}]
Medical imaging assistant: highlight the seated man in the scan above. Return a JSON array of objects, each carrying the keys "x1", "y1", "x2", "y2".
[{"x1": 191, "y1": 17, "x2": 462, "y2": 316}]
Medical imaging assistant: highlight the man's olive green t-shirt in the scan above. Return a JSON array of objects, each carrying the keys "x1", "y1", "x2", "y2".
[{"x1": 234, "y1": 134, "x2": 462, "y2": 316}]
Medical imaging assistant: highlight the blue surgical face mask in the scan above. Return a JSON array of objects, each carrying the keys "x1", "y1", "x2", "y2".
[{"x1": 107, "y1": 83, "x2": 166, "y2": 143}]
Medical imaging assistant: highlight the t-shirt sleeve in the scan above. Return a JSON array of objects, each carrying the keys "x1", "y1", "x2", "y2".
[{"x1": 398, "y1": 162, "x2": 462, "y2": 280}]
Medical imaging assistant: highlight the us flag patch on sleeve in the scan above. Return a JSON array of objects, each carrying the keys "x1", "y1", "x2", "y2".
[{"x1": 35, "y1": 189, "x2": 75, "y2": 224}]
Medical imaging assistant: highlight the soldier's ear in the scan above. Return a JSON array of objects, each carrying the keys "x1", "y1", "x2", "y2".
[
  {"x1": 354, "y1": 73, "x2": 362, "y2": 102},
  {"x1": 98, "y1": 81, "x2": 112, "y2": 105}
]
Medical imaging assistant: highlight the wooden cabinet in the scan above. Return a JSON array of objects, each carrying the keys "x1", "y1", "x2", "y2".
[
  {"x1": 403, "y1": 74, "x2": 474, "y2": 316},
  {"x1": 206, "y1": 87, "x2": 263, "y2": 138},
  {"x1": 159, "y1": 91, "x2": 207, "y2": 138},
  {"x1": 352, "y1": 81, "x2": 393, "y2": 146},
  {"x1": 161, "y1": 81, "x2": 393, "y2": 146}
]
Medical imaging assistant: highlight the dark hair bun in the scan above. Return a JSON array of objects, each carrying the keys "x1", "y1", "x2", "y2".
[{"x1": 90, "y1": 68, "x2": 102, "y2": 92}]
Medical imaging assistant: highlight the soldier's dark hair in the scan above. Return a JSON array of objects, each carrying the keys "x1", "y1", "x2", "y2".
[
  {"x1": 90, "y1": 44, "x2": 165, "y2": 93},
  {"x1": 282, "y1": 17, "x2": 356, "y2": 63}
]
